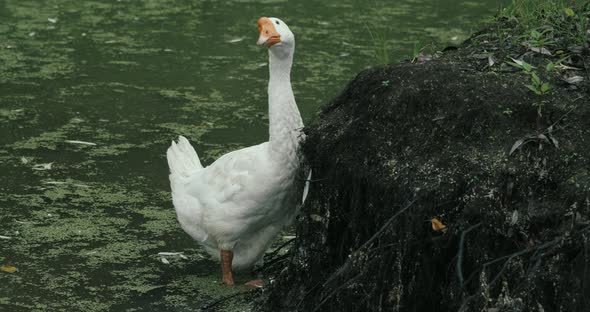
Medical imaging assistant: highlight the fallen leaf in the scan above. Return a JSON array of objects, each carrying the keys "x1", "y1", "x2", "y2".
[
  {"x1": 0, "y1": 235, "x2": 11, "y2": 240},
  {"x1": 488, "y1": 55, "x2": 495, "y2": 67},
  {"x1": 549, "y1": 135, "x2": 559, "y2": 149},
  {"x1": 510, "y1": 210, "x2": 519, "y2": 225},
  {"x1": 510, "y1": 138, "x2": 526, "y2": 155},
  {"x1": 537, "y1": 133, "x2": 549, "y2": 142},
  {"x1": 564, "y1": 76, "x2": 584, "y2": 84},
  {"x1": 0, "y1": 265, "x2": 17, "y2": 273},
  {"x1": 530, "y1": 47, "x2": 552, "y2": 56},
  {"x1": 431, "y1": 218, "x2": 447, "y2": 233},
  {"x1": 510, "y1": 57, "x2": 524, "y2": 66}
]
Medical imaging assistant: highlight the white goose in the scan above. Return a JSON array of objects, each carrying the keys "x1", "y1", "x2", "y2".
[{"x1": 167, "y1": 17, "x2": 307, "y2": 286}]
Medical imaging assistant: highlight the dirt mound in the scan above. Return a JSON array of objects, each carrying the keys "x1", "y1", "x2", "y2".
[{"x1": 257, "y1": 34, "x2": 590, "y2": 311}]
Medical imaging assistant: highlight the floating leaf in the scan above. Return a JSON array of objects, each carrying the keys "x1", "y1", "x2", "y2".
[
  {"x1": 430, "y1": 218, "x2": 447, "y2": 233},
  {"x1": 0, "y1": 265, "x2": 17, "y2": 273},
  {"x1": 32, "y1": 163, "x2": 53, "y2": 171},
  {"x1": 227, "y1": 37, "x2": 245, "y2": 43},
  {"x1": 65, "y1": 140, "x2": 96, "y2": 146},
  {"x1": 158, "y1": 252, "x2": 188, "y2": 260}
]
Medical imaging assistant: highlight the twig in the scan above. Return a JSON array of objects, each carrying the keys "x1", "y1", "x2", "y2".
[
  {"x1": 459, "y1": 237, "x2": 562, "y2": 311},
  {"x1": 296, "y1": 177, "x2": 328, "y2": 183},
  {"x1": 483, "y1": 238, "x2": 558, "y2": 268},
  {"x1": 254, "y1": 238, "x2": 295, "y2": 273},
  {"x1": 255, "y1": 253, "x2": 291, "y2": 274},
  {"x1": 584, "y1": 58, "x2": 590, "y2": 82},
  {"x1": 542, "y1": 104, "x2": 578, "y2": 135},
  {"x1": 312, "y1": 272, "x2": 363, "y2": 312},
  {"x1": 270, "y1": 238, "x2": 295, "y2": 258},
  {"x1": 318, "y1": 200, "x2": 416, "y2": 294},
  {"x1": 487, "y1": 240, "x2": 556, "y2": 287},
  {"x1": 297, "y1": 199, "x2": 417, "y2": 310},
  {"x1": 457, "y1": 222, "x2": 482, "y2": 288},
  {"x1": 355, "y1": 199, "x2": 417, "y2": 252}
]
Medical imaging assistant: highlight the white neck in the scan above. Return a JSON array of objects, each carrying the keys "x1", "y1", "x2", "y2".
[{"x1": 267, "y1": 46, "x2": 303, "y2": 162}]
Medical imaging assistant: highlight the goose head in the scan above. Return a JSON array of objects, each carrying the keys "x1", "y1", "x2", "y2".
[{"x1": 257, "y1": 17, "x2": 294, "y2": 58}]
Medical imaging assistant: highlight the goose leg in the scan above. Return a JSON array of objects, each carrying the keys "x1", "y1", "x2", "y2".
[{"x1": 220, "y1": 249, "x2": 234, "y2": 286}]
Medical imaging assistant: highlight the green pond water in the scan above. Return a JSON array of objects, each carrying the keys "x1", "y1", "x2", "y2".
[{"x1": 0, "y1": 0, "x2": 503, "y2": 310}]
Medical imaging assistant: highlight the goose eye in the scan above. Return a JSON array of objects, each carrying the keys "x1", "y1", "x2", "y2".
[{"x1": 275, "y1": 21, "x2": 280, "y2": 25}]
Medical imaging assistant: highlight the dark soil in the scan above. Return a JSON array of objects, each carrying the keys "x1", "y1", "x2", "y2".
[{"x1": 254, "y1": 18, "x2": 590, "y2": 312}]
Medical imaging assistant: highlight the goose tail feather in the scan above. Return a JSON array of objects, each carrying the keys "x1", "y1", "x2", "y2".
[{"x1": 167, "y1": 135, "x2": 203, "y2": 177}]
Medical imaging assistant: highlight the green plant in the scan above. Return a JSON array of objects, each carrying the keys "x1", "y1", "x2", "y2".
[
  {"x1": 506, "y1": 58, "x2": 557, "y2": 96},
  {"x1": 527, "y1": 71, "x2": 551, "y2": 95},
  {"x1": 499, "y1": 0, "x2": 590, "y2": 47},
  {"x1": 506, "y1": 58, "x2": 559, "y2": 119},
  {"x1": 521, "y1": 28, "x2": 556, "y2": 48},
  {"x1": 366, "y1": 24, "x2": 391, "y2": 65},
  {"x1": 410, "y1": 41, "x2": 438, "y2": 63}
]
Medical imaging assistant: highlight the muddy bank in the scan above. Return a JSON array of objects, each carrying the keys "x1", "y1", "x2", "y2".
[{"x1": 256, "y1": 20, "x2": 590, "y2": 312}]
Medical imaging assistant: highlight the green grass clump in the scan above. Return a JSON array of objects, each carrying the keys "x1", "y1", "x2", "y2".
[
  {"x1": 366, "y1": 24, "x2": 392, "y2": 65},
  {"x1": 499, "y1": 0, "x2": 590, "y2": 46}
]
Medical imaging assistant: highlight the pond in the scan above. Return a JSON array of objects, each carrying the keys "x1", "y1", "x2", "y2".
[{"x1": 0, "y1": 0, "x2": 503, "y2": 310}]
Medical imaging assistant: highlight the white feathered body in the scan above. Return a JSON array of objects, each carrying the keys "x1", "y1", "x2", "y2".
[
  {"x1": 167, "y1": 137, "x2": 302, "y2": 269},
  {"x1": 167, "y1": 24, "x2": 305, "y2": 270}
]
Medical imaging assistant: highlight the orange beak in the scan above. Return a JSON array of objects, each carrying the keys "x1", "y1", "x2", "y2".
[{"x1": 257, "y1": 17, "x2": 281, "y2": 47}]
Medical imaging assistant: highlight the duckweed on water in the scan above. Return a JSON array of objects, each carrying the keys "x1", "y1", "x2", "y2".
[{"x1": 1, "y1": 0, "x2": 499, "y2": 310}]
